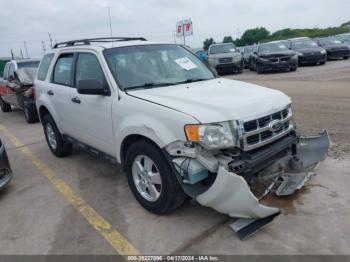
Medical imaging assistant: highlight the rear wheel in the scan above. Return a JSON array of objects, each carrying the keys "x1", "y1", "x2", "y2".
[
  {"x1": 319, "y1": 61, "x2": 326, "y2": 65},
  {"x1": 125, "y1": 140, "x2": 186, "y2": 214},
  {"x1": 0, "y1": 96, "x2": 11, "y2": 112},
  {"x1": 42, "y1": 114, "x2": 72, "y2": 157},
  {"x1": 344, "y1": 56, "x2": 349, "y2": 60},
  {"x1": 290, "y1": 66, "x2": 297, "y2": 72},
  {"x1": 23, "y1": 102, "x2": 39, "y2": 124}
]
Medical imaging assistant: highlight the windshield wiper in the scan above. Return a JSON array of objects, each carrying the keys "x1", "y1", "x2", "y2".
[
  {"x1": 173, "y1": 78, "x2": 209, "y2": 85},
  {"x1": 125, "y1": 82, "x2": 174, "y2": 90}
]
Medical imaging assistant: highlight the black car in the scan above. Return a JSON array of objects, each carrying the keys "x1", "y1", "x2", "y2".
[
  {"x1": 250, "y1": 41, "x2": 298, "y2": 73},
  {"x1": 335, "y1": 33, "x2": 350, "y2": 49},
  {"x1": 242, "y1": 45, "x2": 253, "y2": 69},
  {"x1": 288, "y1": 37, "x2": 327, "y2": 65},
  {"x1": 0, "y1": 137, "x2": 12, "y2": 191},
  {"x1": 314, "y1": 37, "x2": 350, "y2": 60}
]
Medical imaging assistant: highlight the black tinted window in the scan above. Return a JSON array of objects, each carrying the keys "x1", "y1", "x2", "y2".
[
  {"x1": 8, "y1": 64, "x2": 15, "y2": 79},
  {"x1": 37, "y1": 54, "x2": 54, "y2": 81},
  {"x1": 53, "y1": 54, "x2": 74, "y2": 86},
  {"x1": 75, "y1": 53, "x2": 105, "y2": 86}
]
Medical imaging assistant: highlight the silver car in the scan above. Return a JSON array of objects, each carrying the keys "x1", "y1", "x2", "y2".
[{"x1": 207, "y1": 43, "x2": 243, "y2": 74}]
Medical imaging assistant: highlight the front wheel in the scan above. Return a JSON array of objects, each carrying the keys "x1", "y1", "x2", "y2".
[
  {"x1": 42, "y1": 114, "x2": 73, "y2": 157},
  {"x1": 344, "y1": 56, "x2": 349, "y2": 60},
  {"x1": 0, "y1": 96, "x2": 11, "y2": 112},
  {"x1": 125, "y1": 140, "x2": 186, "y2": 214}
]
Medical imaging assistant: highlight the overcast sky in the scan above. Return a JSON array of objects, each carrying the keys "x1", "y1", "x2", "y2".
[{"x1": 0, "y1": 0, "x2": 349, "y2": 58}]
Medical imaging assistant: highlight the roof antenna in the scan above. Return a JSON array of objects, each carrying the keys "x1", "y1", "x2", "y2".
[{"x1": 107, "y1": 6, "x2": 114, "y2": 47}]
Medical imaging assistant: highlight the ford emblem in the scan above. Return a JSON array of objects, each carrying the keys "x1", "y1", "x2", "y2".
[{"x1": 269, "y1": 120, "x2": 283, "y2": 132}]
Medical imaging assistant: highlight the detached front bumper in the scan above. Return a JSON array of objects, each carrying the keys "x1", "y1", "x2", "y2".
[
  {"x1": 0, "y1": 140, "x2": 12, "y2": 190},
  {"x1": 166, "y1": 131, "x2": 330, "y2": 239}
]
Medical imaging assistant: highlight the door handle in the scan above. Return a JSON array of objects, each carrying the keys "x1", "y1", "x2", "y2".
[
  {"x1": 71, "y1": 97, "x2": 81, "y2": 104},
  {"x1": 47, "y1": 90, "x2": 54, "y2": 96}
]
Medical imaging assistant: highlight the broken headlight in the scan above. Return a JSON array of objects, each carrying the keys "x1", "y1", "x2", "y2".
[{"x1": 185, "y1": 122, "x2": 236, "y2": 149}]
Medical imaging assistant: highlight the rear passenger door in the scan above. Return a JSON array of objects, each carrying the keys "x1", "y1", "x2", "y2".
[
  {"x1": 69, "y1": 52, "x2": 115, "y2": 156},
  {"x1": 49, "y1": 53, "x2": 78, "y2": 135}
]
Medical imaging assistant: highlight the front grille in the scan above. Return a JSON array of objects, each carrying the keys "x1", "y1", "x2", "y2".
[
  {"x1": 219, "y1": 57, "x2": 233, "y2": 63},
  {"x1": 242, "y1": 107, "x2": 293, "y2": 150},
  {"x1": 268, "y1": 56, "x2": 291, "y2": 62}
]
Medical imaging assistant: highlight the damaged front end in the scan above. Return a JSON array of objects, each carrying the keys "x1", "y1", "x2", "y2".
[{"x1": 165, "y1": 126, "x2": 330, "y2": 240}]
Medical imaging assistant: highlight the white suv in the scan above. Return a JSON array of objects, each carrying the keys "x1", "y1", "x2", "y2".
[{"x1": 35, "y1": 37, "x2": 329, "y2": 238}]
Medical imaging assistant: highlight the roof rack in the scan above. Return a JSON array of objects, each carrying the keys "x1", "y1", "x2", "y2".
[{"x1": 53, "y1": 37, "x2": 147, "y2": 49}]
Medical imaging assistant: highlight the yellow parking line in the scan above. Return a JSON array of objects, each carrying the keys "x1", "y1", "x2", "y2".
[{"x1": 0, "y1": 125, "x2": 140, "y2": 256}]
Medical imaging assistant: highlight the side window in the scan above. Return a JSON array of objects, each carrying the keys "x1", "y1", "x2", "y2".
[
  {"x1": 2, "y1": 63, "x2": 9, "y2": 80},
  {"x1": 37, "y1": 54, "x2": 54, "y2": 81},
  {"x1": 53, "y1": 54, "x2": 74, "y2": 86},
  {"x1": 75, "y1": 53, "x2": 105, "y2": 86},
  {"x1": 8, "y1": 64, "x2": 15, "y2": 80}
]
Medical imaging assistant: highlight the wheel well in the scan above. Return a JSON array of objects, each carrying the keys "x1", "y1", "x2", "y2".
[
  {"x1": 120, "y1": 135, "x2": 161, "y2": 169},
  {"x1": 39, "y1": 106, "x2": 50, "y2": 121}
]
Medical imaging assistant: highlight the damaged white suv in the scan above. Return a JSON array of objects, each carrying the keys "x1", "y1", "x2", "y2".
[{"x1": 35, "y1": 38, "x2": 330, "y2": 239}]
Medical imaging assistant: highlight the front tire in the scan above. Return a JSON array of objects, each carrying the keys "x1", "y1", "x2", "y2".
[
  {"x1": 344, "y1": 56, "x2": 349, "y2": 60},
  {"x1": 0, "y1": 96, "x2": 11, "y2": 112},
  {"x1": 125, "y1": 140, "x2": 186, "y2": 214},
  {"x1": 42, "y1": 114, "x2": 72, "y2": 157}
]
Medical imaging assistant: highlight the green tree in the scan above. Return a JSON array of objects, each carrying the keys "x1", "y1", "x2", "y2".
[
  {"x1": 203, "y1": 38, "x2": 215, "y2": 50},
  {"x1": 223, "y1": 36, "x2": 234, "y2": 43},
  {"x1": 239, "y1": 27, "x2": 270, "y2": 45}
]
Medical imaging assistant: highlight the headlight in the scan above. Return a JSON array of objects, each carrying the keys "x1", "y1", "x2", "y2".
[
  {"x1": 296, "y1": 52, "x2": 303, "y2": 56},
  {"x1": 320, "y1": 49, "x2": 326, "y2": 54},
  {"x1": 185, "y1": 122, "x2": 236, "y2": 149},
  {"x1": 292, "y1": 54, "x2": 299, "y2": 59}
]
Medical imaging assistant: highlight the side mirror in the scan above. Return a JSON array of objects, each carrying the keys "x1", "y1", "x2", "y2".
[{"x1": 77, "y1": 79, "x2": 110, "y2": 96}]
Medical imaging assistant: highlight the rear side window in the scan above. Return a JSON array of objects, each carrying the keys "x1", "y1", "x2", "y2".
[
  {"x1": 53, "y1": 54, "x2": 74, "y2": 86},
  {"x1": 75, "y1": 53, "x2": 105, "y2": 86},
  {"x1": 37, "y1": 54, "x2": 54, "y2": 81}
]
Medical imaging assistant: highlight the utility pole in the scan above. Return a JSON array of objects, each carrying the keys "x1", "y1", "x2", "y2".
[
  {"x1": 42, "y1": 41, "x2": 46, "y2": 53},
  {"x1": 20, "y1": 49, "x2": 24, "y2": 59},
  {"x1": 173, "y1": 30, "x2": 176, "y2": 44},
  {"x1": 108, "y1": 6, "x2": 113, "y2": 38},
  {"x1": 11, "y1": 50, "x2": 14, "y2": 59},
  {"x1": 48, "y1": 33, "x2": 53, "y2": 48},
  {"x1": 23, "y1": 41, "x2": 29, "y2": 58}
]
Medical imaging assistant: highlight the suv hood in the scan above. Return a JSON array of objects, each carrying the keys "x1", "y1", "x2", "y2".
[
  {"x1": 259, "y1": 50, "x2": 296, "y2": 58},
  {"x1": 209, "y1": 52, "x2": 241, "y2": 59},
  {"x1": 296, "y1": 47, "x2": 324, "y2": 54},
  {"x1": 127, "y1": 78, "x2": 291, "y2": 123}
]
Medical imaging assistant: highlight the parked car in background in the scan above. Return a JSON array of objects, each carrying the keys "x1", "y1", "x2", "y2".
[
  {"x1": 242, "y1": 45, "x2": 253, "y2": 68},
  {"x1": 0, "y1": 59, "x2": 40, "y2": 123},
  {"x1": 194, "y1": 49, "x2": 208, "y2": 62},
  {"x1": 207, "y1": 43, "x2": 243, "y2": 74},
  {"x1": 314, "y1": 37, "x2": 350, "y2": 60},
  {"x1": 287, "y1": 37, "x2": 327, "y2": 66},
  {"x1": 250, "y1": 41, "x2": 298, "y2": 73},
  {"x1": 335, "y1": 33, "x2": 350, "y2": 48},
  {"x1": 0, "y1": 137, "x2": 12, "y2": 191}
]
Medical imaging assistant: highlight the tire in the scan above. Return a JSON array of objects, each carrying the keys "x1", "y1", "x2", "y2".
[
  {"x1": 125, "y1": 140, "x2": 186, "y2": 214},
  {"x1": 256, "y1": 64, "x2": 263, "y2": 74},
  {"x1": 23, "y1": 102, "x2": 39, "y2": 124},
  {"x1": 319, "y1": 61, "x2": 326, "y2": 65},
  {"x1": 344, "y1": 56, "x2": 349, "y2": 60},
  {"x1": 0, "y1": 96, "x2": 11, "y2": 112},
  {"x1": 42, "y1": 114, "x2": 73, "y2": 157},
  {"x1": 290, "y1": 67, "x2": 297, "y2": 72}
]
